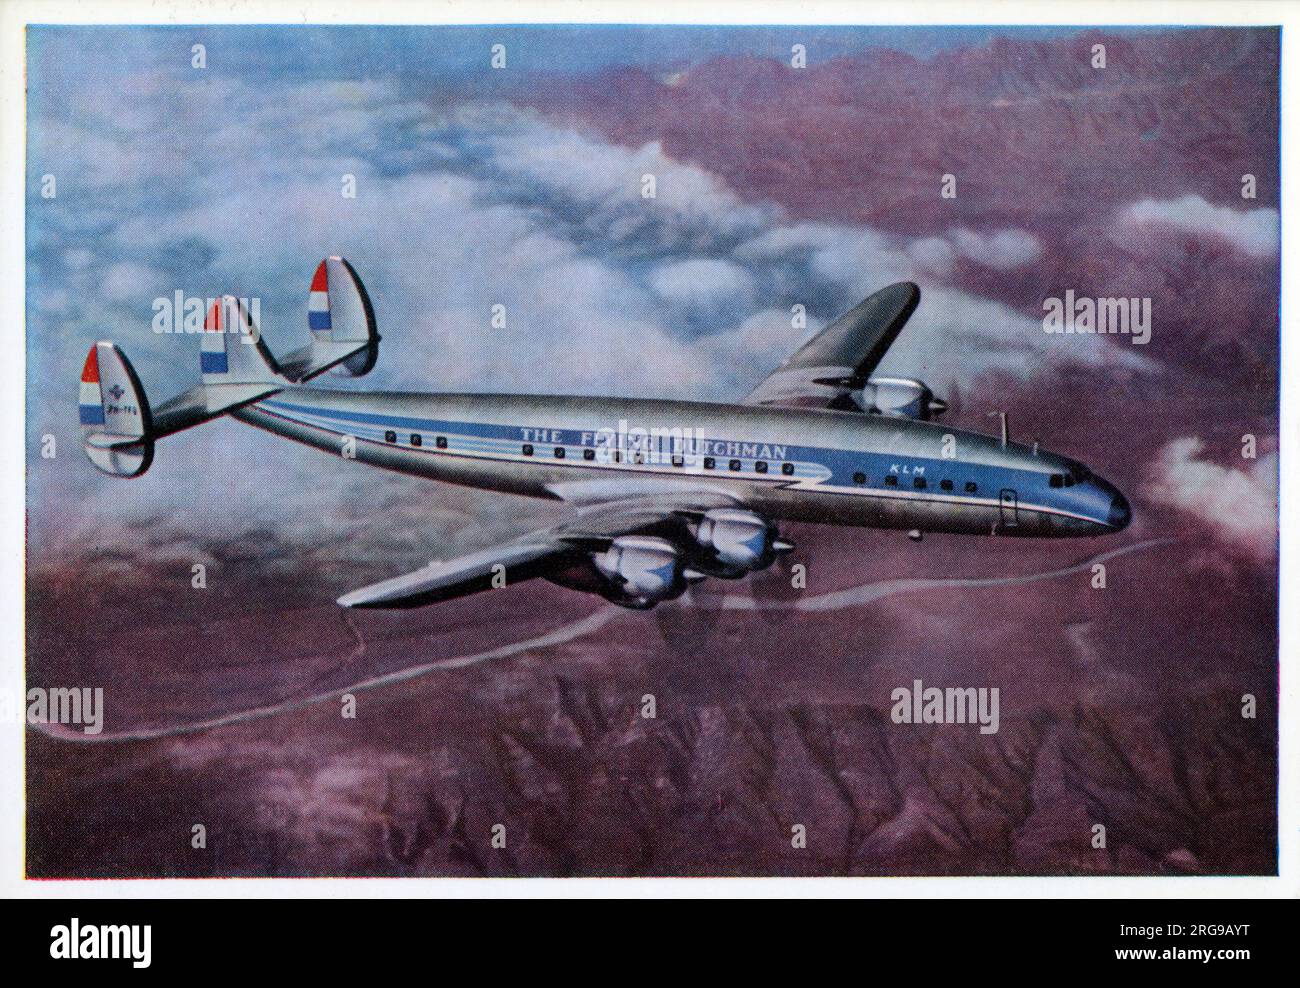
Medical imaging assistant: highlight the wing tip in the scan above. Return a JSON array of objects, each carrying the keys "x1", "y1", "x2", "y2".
[{"x1": 876, "y1": 280, "x2": 921, "y2": 309}]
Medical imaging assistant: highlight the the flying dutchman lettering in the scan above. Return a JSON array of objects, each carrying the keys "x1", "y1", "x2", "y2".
[
  {"x1": 505, "y1": 420, "x2": 791, "y2": 464},
  {"x1": 520, "y1": 428, "x2": 562, "y2": 443}
]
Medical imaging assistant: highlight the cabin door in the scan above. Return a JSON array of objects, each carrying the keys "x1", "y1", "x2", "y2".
[{"x1": 999, "y1": 488, "x2": 1018, "y2": 528}]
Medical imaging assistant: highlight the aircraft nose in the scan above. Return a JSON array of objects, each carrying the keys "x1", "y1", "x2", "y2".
[{"x1": 1107, "y1": 491, "x2": 1131, "y2": 531}]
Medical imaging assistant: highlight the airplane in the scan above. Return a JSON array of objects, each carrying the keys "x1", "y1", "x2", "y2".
[{"x1": 79, "y1": 256, "x2": 1131, "y2": 611}]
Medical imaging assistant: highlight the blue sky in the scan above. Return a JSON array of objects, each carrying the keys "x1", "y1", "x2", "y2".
[{"x1": 28, "y1": 24, "x2": 1120, "y2": 86}]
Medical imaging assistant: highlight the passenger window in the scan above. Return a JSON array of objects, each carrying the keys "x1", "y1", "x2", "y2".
[
  {"x1": 853, "y1": 471, "x2": 866, "y2": 485},
  {"x1": 522, "y1": 443, "x2": 534, "y2": 456},
  {"x1": 583, "y1": 448, "x2": 595, "y2": 461},
  {"x1": 704, "y1": 457, "x2": 715, "y2": 470},
  {"x1": 965, "y1": 481, "x2": 978, "y2": 493},
  {"x1": 554, "y1": 447, "x2": 565, "y2": 459},
  {"x1": 728, "y1": 459, "x2": 742, "y2": 472},
  {"x1": 672, "y1": 455, "x2": 685, "y2": 468},
  {"x1": 913, "y1": 477, "x2": 926, "y2": 489},
  {"x1": 755, "y1": 461, "x2": 768, "y2": 474},
  {"x1": 411, "y1": 434, "x2": 422, "y2": 447},
  {"x1": 940, "y1": 479, "x2": 953, "y2": 491},
  {"x1": 435, "y1": 436, "x2": 447, "y2": 449},
  {"x1": 384, "y1": 430, "x2": 396, "y2": 443},
  {"x1": 885, "y1": 476, "x2": 898, "y2": 487},
  {"x1": 782, "y1": 463, "x2": 795, "y2": 476}
]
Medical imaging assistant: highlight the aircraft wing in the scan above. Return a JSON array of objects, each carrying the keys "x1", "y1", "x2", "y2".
[
  {"x1": 336, "y1": 537, "x2": 566, "y2": 609},
  {"x1": 744, "y1": 281, "x2": 920, "y2": 410},
  {"x1": 337, "y1": 487, "x2": 742, "y2": 609}
]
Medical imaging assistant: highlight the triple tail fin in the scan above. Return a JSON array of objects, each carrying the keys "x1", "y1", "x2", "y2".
[
  {"x1": 79, "y1": 256, "x2": 379, "y2": 478},
  {"x1": 79, "y1": 301, "x2": 282, "y2": 479}
]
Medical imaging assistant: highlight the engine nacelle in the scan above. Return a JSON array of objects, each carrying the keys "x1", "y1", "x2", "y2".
[
  {"x1": 694, "y1": 509, "x2": 778, "y2": 573},
  {"x1": 593, "y1": 535, "x2": 688, "y2": 606},
  {"x1": 860, "y1": 376, "x2": 948, "y2": 420}
]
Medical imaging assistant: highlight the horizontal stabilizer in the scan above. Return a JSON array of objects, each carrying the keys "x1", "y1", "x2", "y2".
[
  {"x1": 79, "y1": 330, "x2": 283, "y2": 478},
  {"x1": 277, "y1": 339, "x2": 370, "y2": 383},
  {"x1": 150, "y1": 382, "x2": 283, "y2": 438},
  {"x1": 79, "y1": 257, "x2": 376, "y2": 479}
]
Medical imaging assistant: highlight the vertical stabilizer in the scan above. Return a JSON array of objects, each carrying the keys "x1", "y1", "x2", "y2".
[{"x1": 79, "y1": 342, "x2": 154, "y2": 477}]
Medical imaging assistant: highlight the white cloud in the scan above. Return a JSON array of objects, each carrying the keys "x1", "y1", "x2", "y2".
[
  {"x1": 481, "y1": 125, "x2": 775, "y2": 239},
  {"x1": 905, "y1": 236, "x2": 955, "y2": 275},
  {"x1": 63, "y1": 248, "x2": 95, "y2": 271},
  {"x1": 877, "y1": 285, "x2": 1156, "y2": 386},
  {"x1": 650, "y1": 257, "x2": 755, "y2": 306},
  {"x1": 1123, "y1": 195, "x2": 1279, "y2": 259},
  {"x1": 947, "y1": 227, "x2": 1043, "y2": 270},
  {"x1": 100, "y1": 262, "x2": 167, "y2": 304},
  {"x1": 1144, "y1": 437, "x2": 1276, "y2": 557}
]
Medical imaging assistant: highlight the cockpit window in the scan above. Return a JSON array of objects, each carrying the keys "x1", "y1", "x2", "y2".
[{"x1": 1050, "y1": 464, "x2": 1092, "y2": 488}]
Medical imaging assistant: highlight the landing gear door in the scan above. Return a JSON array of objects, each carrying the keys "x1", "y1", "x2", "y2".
[{"x1": 999, "y1": 488, "x2": 1018, "y2": 528}]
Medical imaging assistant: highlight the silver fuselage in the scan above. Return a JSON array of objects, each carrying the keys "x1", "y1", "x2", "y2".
[{"x1": 234, "y1": 389, "x2": 1131, "y2": 537}]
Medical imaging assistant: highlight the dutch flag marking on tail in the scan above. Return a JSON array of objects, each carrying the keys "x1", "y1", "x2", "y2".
[
  {"x1": 79, "y1": 347, "x2": 105, "y2": 425},
  {"x1": 201, "y1": 300, "x2": 230, "y2": 375},
  {"x1": 309, "y1": 260, "x2": 332, "y2": 336},
  {"x1": 283, "y1": 256, "x2": 378, "y2": 380}
]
